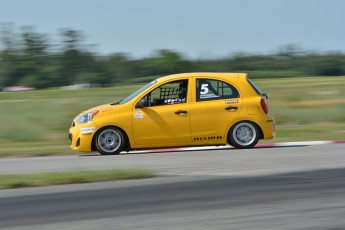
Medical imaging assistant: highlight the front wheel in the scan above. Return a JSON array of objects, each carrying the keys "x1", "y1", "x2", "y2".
[
  {"x1": 95, "y1": 127, "x2": 125, "y2": 155},
  {"x1": 228, "y1": 122, "x2": 259, "y2": 149}
]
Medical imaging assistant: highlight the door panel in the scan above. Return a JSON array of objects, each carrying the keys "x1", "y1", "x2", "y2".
[
  {"x1": 190, "y1": 99, "x2": 241, "y2": 142},
  {"x1": 191, "y1": 78, "x2": 242, "y2": 143},
  {"x1": 132, "y1": 79, "x2": 191, "y2": 146},
  {"x1": 132, "y1": 104, "x2": 191, "y2": 145}
]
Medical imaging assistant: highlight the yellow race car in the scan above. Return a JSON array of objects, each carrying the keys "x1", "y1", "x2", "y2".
[{"x1": 69, "y1": 73, "x2": 275, "y2": 155}]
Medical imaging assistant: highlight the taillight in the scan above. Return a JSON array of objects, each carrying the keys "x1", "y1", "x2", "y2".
[{"x1": 260, "y1": 98, "x2": 269, "y2": 114}]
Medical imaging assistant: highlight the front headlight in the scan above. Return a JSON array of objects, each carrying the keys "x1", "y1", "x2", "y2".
[{"x1": 77, "y1": 110, "x2": 99, "y2": 124}]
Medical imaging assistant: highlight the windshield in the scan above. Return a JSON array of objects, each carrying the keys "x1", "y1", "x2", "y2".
[{"x1": 119, "y1": 80, "x2": 157, "y2": 105}]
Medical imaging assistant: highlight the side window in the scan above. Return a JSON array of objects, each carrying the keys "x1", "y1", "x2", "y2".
[
  {"x1": 196, "y1": 79, "x2": 239, "y2": 102},
  {"x1": 142, "y1": 80, "x2": 188, "y2": 107}
]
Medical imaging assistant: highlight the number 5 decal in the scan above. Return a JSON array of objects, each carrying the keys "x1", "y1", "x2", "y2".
[{"x1": 200, "y1": 84, "x2": 209, "y2": 95}]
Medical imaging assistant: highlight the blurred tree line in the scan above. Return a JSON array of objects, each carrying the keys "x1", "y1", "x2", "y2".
[{"x1": 1, "y1": 25, "x2": 345, "y2": 89}]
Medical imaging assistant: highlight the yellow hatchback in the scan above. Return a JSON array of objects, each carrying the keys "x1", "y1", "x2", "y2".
[{"x1": 69, "y1": 73, "x2": 275, "y2": 155}]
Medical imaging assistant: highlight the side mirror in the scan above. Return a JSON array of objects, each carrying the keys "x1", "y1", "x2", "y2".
[{"x1": 136, "y1": 98, "x2": 148, "y2": 108}]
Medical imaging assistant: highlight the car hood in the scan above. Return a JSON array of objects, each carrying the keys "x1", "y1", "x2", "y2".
[{"x1": 78, "y1": 103, "x2": 117, "y2": 117}]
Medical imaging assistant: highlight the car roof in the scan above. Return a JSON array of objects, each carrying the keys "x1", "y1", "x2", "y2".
[{"x1": 156, "y1": 72, "x2": 247, "y2": 82}]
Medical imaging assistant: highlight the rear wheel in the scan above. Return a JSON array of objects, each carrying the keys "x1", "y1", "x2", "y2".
[
  {"x1": 228, "y1": 122, "x2": 259, "y2": 149},
  {"x1": 95, "y1": 127, "x2": 125, "y2": 155}
]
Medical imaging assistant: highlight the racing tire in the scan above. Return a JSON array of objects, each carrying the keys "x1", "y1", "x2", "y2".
[
  {"x1": 228, "y1": 121, "x2": 259, "y2": 149},
  {"x1": 95, "y1": 127, "x2": 125, "y2": 155}
]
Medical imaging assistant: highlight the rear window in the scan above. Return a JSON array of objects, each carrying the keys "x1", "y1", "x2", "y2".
[{"x1": 247, "y1": 78, "x2": 264, "y2": 95}]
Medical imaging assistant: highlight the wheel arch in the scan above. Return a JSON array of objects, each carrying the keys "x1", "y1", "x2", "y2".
[
  {"x1": 91, "y1": 125, "x2": 131, "y2": 152},
  {"x1": 227, "y1": 120, "x2": 264, "y2": 142}
]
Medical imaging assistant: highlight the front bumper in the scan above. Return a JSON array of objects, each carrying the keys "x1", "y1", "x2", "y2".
[{"x1": 69, "y1": 121, "x2": 100, "y2": 152}]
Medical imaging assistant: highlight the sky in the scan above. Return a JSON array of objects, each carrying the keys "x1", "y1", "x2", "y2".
[{"x1": 1, "y1": 0, "x2": 345, "y2": 59}]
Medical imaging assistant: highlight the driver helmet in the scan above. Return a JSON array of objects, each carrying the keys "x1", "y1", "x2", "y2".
[{"x1": 177, "y1": 81, "x2": 187, "y2": 99}]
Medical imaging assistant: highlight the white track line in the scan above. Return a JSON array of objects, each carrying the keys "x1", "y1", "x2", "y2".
[{"x1": 129, "y1": 140, "x2": 345, "y2": 154}]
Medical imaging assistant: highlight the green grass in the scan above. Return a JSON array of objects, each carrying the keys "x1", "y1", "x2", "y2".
[
  {"x1": 0, "y1": 76, "x2": 344, "y2": 157},
  {"x1": 0, "y1": 169, "x2": 156, "y2": 189},
  {"x1": 254, "y1": 76, "x2": 345, "y2": 117},
  {"x1": 0, "y1": 85, "x2": 142, "y2": 157}
]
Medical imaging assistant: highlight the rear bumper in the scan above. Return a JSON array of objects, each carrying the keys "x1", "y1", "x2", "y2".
[{"x1": 261, "y1": 115, "x2": 275, "y2": 140}]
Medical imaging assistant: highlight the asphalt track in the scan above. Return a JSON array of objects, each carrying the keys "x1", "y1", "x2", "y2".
[{"x1": 0, "y1": 143, "x2": 345, "y2": 229}]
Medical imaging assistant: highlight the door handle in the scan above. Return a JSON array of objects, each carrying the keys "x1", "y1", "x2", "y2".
[
  {"x1": 175, "y1": 110, "x2": 188, "y2": 115},
  {"x1": 225, "y1": 106, "x2": 238, "y2": 111}
]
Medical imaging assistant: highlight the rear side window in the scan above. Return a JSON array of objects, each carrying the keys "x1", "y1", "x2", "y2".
[
  {"x1": 196, "y1": 79, "x2": 239, "y2": 102},
  {"x1": 247, "y1": 78, "x2": 264, "y2": 95}
]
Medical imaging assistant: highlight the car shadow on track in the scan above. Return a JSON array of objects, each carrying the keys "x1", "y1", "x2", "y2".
[{"x1": 78, "y1": 144, "x2": 308, "y2": 157}]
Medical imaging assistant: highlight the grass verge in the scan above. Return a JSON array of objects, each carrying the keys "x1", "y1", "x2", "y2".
[
  {"x1": 0, "y1": 169, "x2": 156, "y2": 189},
  {"x1": 0, "y1": 76, "x2": 344, "y2": 157}
]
